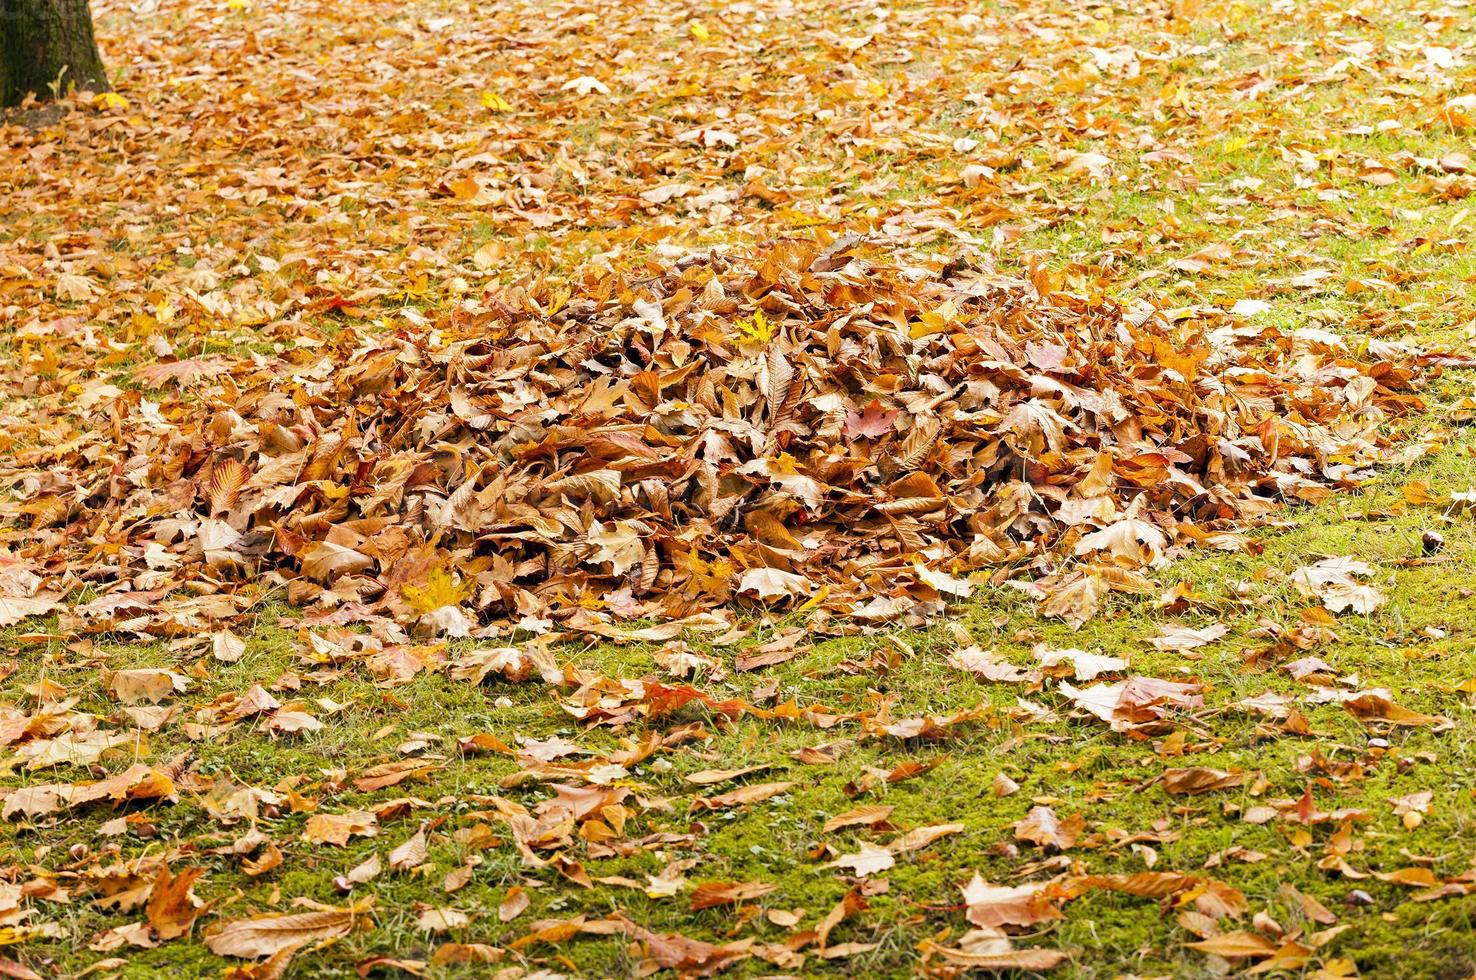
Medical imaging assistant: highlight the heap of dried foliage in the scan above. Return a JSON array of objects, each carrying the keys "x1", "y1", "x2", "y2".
[{"x1": 2, "y1": 238, "x2": 1457, "y2": 636}]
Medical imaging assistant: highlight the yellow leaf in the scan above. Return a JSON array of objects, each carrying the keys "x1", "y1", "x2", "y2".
[
  {"x1": 448, "y1": 177, "x2": 482, "y2": 201},
  {"x1": 910, "y1": 300, "x2": 958, "y2": 339},
  {"x1": 1185, "y1": 930, "x2": 1277, "y2": 959},
  {"x1": 93, "y1": 92, "x2": 129, "y2": 110},
  {"x1": 683, "y1": 551, "x2": 733, "y2": 595},
  {"x1": 796, "y1": 583, "x2": 831, "y2": 613},
  {"x1": 737, "y1": 309, "x2": 773, "y2": 346},
  {"x1": 1402, "y1": 480, "x2": 1443, "y2": 505},
  {"x1": 395, "y1": 273, "x2": 430, "y2": 299},
  {"x1": 402, "y1": 567, "x2": 473, "y2": 614},
  {"x1": 1380, "y1": 866, "x2": 1439, "y2": 887},
  {"x1": 479, "y1": 90, "x2": 513, "y2": 111},
  {"x1": 688, "y1": 21, "x2": 710, "y2": 40},
  {"x1": 775, "y1": 207, "x2": 829, "y2": 227}
]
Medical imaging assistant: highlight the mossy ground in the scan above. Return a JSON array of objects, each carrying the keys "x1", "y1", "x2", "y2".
[{"x1": 7, "y1": 0, "x2": 1476, "y2": 976}]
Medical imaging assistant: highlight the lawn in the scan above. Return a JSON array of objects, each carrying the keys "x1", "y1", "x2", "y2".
[{"x1": 3, "y1": 0, "x2": 1476, "y2": 976}]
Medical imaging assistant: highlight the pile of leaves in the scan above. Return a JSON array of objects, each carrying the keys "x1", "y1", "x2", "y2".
[{"x1": 2, "y1": 237, "x2": 1455, "y2": 635}]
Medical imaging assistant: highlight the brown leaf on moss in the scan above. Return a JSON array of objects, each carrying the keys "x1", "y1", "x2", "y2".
[{"x1": 204, "y1": 908, "x2": 359, "y2": 958}]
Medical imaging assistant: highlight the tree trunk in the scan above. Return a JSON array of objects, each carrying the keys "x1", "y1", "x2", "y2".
[{"x1": 1, "y1": 0, "x2": 108, "y2": 108}]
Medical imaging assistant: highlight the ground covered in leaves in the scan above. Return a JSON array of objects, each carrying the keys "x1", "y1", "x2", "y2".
[{"x1": 4, "y1": 0, "x2": 1476, "y2": 975}]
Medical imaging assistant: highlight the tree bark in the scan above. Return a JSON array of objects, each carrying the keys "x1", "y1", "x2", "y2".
[{"x1": 1, "y1": 0, "x2": 108, "y2": 108}]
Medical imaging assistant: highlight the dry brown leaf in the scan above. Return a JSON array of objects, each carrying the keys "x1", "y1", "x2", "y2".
[
  {"x1": 1185, "y1": 930, "x2": 1278, "y2": 959},
  {"x1": 302, "y1": 811, "x2": 379, "y2": 847},
  {"x1": 204, "y1": 909, "x2": 357, "y2": 958},
  {"x1": 823, "y1": 804, "x2": 895, "y2": 833},
  {"x1": 498, "y1": 887, "x2": 529, "y2": 923},
  {"x1": 144, "y1": 866, "x2": 208, "y2": 941},
  {"x1": 1012, "y1": 806, "x2": 1082, "y2": 850},
  {"x1": 689, "y1": 781, "x2": 795, "y2": 810},
  {"x1": 389, "y1": 827, "x2": 429, "y2": 872},
  {"x1": 1160, "y1": 768, "x2": 1250, "y2": 795},
  {"x1": 689, "y1": 880, "x2": 779, "y2": 910}
]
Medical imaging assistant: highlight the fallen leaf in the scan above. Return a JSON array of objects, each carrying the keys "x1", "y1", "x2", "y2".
[{"x1": 204, "y1": 909, "x2": 357, "y2": 958}]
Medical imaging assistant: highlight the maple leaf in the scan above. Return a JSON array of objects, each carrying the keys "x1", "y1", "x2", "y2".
[
  {"x1": 1290, "y1": 557, "x2": 1388, "y2": 615},
  {"x1": 401, "y1": 567, "x2": 473, "y2": 614},
  {"x1": 13, "y1": 730, "x2": 133, "y2": 770},
  {"x1": 1039, "y1": 573, "x2": 1108, "y2": 628},
  {"x1": 844, "y1": 400, "x2": 899, "y2": 441},
  {"x1": 997, "y1": 400, "x2": 1073, "y2": 455},
  {"x1": 913, "y1": 563, "x2": 974, "y2": 599},
  {"x1": 561, "y1": 75, "x2": 610, "y2": 95},
  {"x1": 54, "y1": 272, "x2": 97, "y2": 301},
  {"x1": 302, "y1": 810, "x2": 379, "y2": 846},
  {"x1": 736, "y1": 309, "x2": 773, "y2": 346},
  {"x1": 1058, "y1": 149, "x2": 1112, "y2": 179},
  {"x1": 1060, "y1": 676, "x2": 1203, "y2": 731},
  {"x1": 132, "y1": 357, "x2": 229, "y2": 387},
  {"x1": 146, "y1": 866, "x2": 209, "y2": 941},
  {"x1": 736, "y1": 567, "x2": 813, "y2": 602},
  {"x1": 1390, "y1": 790, "x2": 1434, "y2": 831}
]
